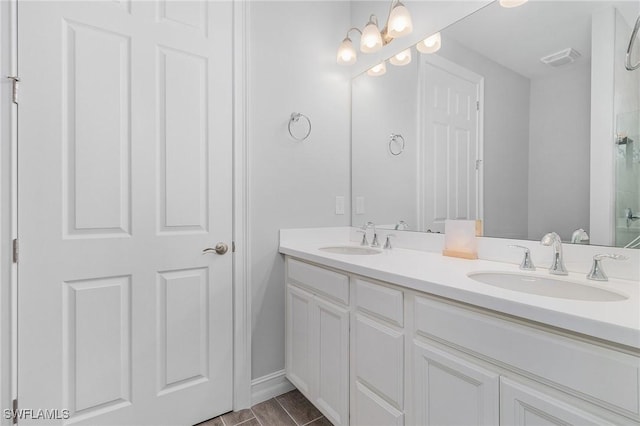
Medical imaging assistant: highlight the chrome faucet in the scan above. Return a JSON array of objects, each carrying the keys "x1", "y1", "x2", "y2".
[
  {"x1": 360, "y1": 222, "x2": 380, "y2": 247},
  {"x1": 587, "y1": 254, "x2": 628, "y2": 281},
  {"x1": 540, "y1": 232, "x2": 568, "y2": 275},
  {"x1": 509, "y1": 245, "x2": 535, "y2": 271},
  {"x1": 570, "y1": 228, "x2": 589, "y2": 244},
  {"x1": 394, "y1": 220, "x2": 409, "y2": 231}
]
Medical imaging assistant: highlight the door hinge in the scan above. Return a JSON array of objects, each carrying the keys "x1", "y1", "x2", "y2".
[
  {"x1": 12, "y1": 239, "x2": 18, "y2": 263},
  {"x1": 475, "y1": 159, "x2": 482, "y2": 170},
  {"x1": 476, "y1": 101, "x2": 480, "y2": 111},
  {"x1": 7, "y1": 76, "x2": 19, "y2": 105},
  {"x1": 12, "y1": 398, "x2": 17, "y2": 424},
  {"x1": 232, "y1": 241, "x2": 236, "y2": 253}
]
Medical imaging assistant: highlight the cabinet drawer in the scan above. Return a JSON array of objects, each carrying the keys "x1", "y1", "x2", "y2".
[
  {"x1": 355, "y1": 278, "x2": 403, "y2": 326},
  {"x1": 414, "y1": 296, "x2": 640, "y2": 418},
  {"x1": 287, "y1": 258, "x2": 349, "y2": 305}
]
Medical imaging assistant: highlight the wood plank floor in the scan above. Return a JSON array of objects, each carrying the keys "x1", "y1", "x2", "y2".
[{"x1": 196, "y1": 389, "x2": 332, "y2": 426}]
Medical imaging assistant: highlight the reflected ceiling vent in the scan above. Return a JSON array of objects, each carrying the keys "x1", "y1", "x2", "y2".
[{"x1": 540, "y1": 48, "x2": 581, "y2": 67}]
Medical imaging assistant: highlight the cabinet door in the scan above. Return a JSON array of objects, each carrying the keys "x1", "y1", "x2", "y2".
[
  {"x1": 412, "y1": 341, "x2": 499, "y2": 426},
  {"x1": 286, "y1": 284, "x2": 315, "y2": 395},
  {"x1": 500, "y1": 378, "x2": 614, "y2": 426},
  {"x1": 314, "y1": 297, "x2": 350, "y2": 426}
]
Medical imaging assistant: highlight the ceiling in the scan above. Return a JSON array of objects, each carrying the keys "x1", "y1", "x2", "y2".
[{"x1": 441, "y1": 0, "x2": 638, "y2": 79}]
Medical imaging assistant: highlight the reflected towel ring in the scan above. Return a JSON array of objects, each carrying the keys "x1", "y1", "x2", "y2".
[
  {"x1": 626, "y1": 14, "x2": 640, "y2": 71},
  {"x1": 288, "y1": 112, "x2": 312, "y2": 141},
  {"x1": 389, "y1": 133, "x2": 405, "y2": 156}
]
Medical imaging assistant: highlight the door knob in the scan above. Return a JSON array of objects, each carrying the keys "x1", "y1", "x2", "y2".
[{"x1": 203, "y1": 243, "x2": 228, "y2": 255}]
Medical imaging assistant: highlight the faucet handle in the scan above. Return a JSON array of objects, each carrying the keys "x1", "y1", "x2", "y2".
[
  {"x1": 371, "y1": 232, "x2": 380, "y2": 248},
  {"x1": 356, "y1": 230, "x2": 369, "y2": 246},
  {"x1": 384, "y1": 234, "x2": 396, "y2": 250},
  {"x1": 509, "y1": 245, "x2": 536, "y2": 271},
  {"x1": 587, "y1": 254, "x2": 628, "y2": 281}
]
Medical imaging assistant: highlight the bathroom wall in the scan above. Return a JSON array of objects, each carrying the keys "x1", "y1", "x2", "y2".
[
  {"x1": 528, "y1": 63, "x2": 591, "y2": 242},
  {"x1": 436, "y1": 38, "x2": 531, "y2": 240},
  {"x1": 247, "y1": 1, "x2": 352, "y2": 381},
  {"x1": 351, "y1": 61, "x2": 419, "y2": 229}
]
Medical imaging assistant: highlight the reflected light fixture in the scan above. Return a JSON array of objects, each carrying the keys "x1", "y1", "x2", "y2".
[
  {"x1": 499, "y1": 0, "x2": 528, "y2": 8},
  {"x1": 336, "y1": 0, "x2": 413, "y2": 65},
  {"x1": 416, "y1": 32, "x2": 441, "y2": 54},
  {"x1": 361, "y1": 15, "x2": 383, "y2": 53},
  {"x1": 336, "y1": 28, "x2": 361, "y2": 65},
  {"x1": 367, "y1": 61, "x2": 387, "y2": 77},
  {"x1": 389, "y1": 48, "x2": 412, "y2": 66}
]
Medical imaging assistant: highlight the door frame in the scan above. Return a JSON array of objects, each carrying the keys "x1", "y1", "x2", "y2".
[
  {"x1": 0, "y1": 0, "x2": 252, "y2": 421},
  {"x1": 416, "y1": 54, "x2": 485, "y2": 232}
]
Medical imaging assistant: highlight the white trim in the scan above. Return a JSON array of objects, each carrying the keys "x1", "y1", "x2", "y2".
[
  {"x1": 1, "y1": 0, "x2": 17, "y2": 424},
  {"x1": 232, "y1": 0, "x2": 252, "y2": 411},
  {"x1": 251, "y1": 370, "x2": 295, "y2": 406}
]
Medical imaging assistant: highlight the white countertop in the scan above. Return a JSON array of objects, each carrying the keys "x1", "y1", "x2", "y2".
[{"x1": 279, "y1": 229, "x2": 640, "y2": 350}]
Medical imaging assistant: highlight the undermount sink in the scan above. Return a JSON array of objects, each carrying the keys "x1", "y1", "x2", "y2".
[
  {"x1": 467, "y1": 272, "x2": 628, "y2": 302},
  {"x1": 319, "y1": 245, "x2": 382, "y2": 255}
]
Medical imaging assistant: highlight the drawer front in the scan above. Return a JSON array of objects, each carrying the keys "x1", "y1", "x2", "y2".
[
  {"x1": 414, "y1": 296, "x2": 640, "y2": 418},
  {"x1": 287, "y1": 258, "x2": 349, "y2": 305},
  {"x1": 354, "y1": 314, "x2": 404, "y2": 409},
  {"x1": 355, "y1": 278, "x2": 403, "y2": 326}
]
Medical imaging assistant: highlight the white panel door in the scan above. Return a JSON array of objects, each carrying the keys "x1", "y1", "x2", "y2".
[
  {"x1": 412, "y1": 341, "x2": 499, "y2": 426},
  {"x1": 420, "y1": 55, "x2": 483, "y2": 233},
  {"x1": 286, "y1": 284, "x2": 315, "y2": 396},
  {"x1": 18, "y1": 1, "x2": 233, "y2": 424}
]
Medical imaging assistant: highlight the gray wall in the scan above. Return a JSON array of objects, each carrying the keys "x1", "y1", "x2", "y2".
[
  {"x1": 248, "y1": 1, "x2": 352, "y2": 380},
  {"x1": 351, "y1": 61, "x2": 419, "y2": 229},
  {"x1": 528, "y1": 63, "x2": 591, "y2": 242}
]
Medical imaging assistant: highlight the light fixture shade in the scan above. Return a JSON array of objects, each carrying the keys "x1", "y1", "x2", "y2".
[
  {"x1": 499, "y1": 0, "x2": 528, "y2": 7},
  {"x1": 337, "y1": 37, "x2": 357, "y2": 65},
  {"x1": 367, "y1": 61, "x2": 387, "y2": 77},
  {"x1": 360, "y1": 20, "x2": 383, "y2": 53},
  {"x1": 389, "y1": 48, "x2": 412, "y2": 66},
  {"x1": 416, "y1": 32, "x2": 441, "y2": 54},
  {"x1": 387, "y1": 1, "x2": 413, "y2": 38}
]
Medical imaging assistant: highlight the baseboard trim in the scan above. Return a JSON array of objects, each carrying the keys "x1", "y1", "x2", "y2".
[{"x1": 251, "y1": 369, "x2": 295, "y2": 405}]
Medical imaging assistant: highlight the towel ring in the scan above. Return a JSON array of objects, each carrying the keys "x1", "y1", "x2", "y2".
[
  {"x1": 389, "y1": 133, "x2": 405, "y2": 156},
  {"x1": 288, "y1": 112, "x2": 312, "y2": 141},
  {"x1": 626, "y1": 14, "x2": 640, "y2": 71}
]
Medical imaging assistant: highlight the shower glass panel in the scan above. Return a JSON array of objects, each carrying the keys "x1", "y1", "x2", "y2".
[{"x1": 614, "y1": 7, "x2": 640, "y2": 248}]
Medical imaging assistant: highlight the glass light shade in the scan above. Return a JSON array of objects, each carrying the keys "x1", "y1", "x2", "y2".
[
  {"x1": 360, "y1": 21, "x2": 383, "y2": 53},
  {"x1": 389, "y1": 48, "x2": 412, "y2": 66},
  {"x1": 387, "y1": 2, "x2": 413, "y2": 38},
  {"x1": 499, "y1": 0, "x2": 528, "y2": 7},
  {"x1": 337, "y1": 37, "x2": 357, "y2": 65},
  {"x1": 416, "y1": 32, "x2": 441, "y2": 54},
  {"x1": 367, "y1": 61, "x2": 387, "y2": 77}
]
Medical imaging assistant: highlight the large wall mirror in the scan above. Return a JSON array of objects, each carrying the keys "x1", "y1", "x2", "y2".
[{"x1": 351, "y1": 0, "x2": 640, "y2": 248}]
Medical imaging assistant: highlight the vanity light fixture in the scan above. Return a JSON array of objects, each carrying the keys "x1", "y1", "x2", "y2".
[
  {"x1": 499, "y1": 0, "x2": 528, "y2": 8},
  {"x1": 367, "y1": 61, "x2": 387, "y2": 77},
  {"x1": 336, "y1": 0, "x2": 413, "y2": 65},
  {"x1": 416, "y1": 32, "x2": 441, "y2": 54},
  {"x1": 361, "y1": 16, "x2": 383, "y2": 53},
  {"x1": 389, "y1": 48, "x2": 412, "y2": 66},
  {"x1": 336, "y1": 28, "x2": 361, "y2": 65}
]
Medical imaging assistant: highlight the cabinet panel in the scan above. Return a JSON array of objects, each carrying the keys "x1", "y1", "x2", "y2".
[
  {"x1": 285, "y1": 285, "x2": 314, "y2": 395},
  {"x1": 353, "y1": 382, "x2": 403, "y2": 426},
  {"x1": 354, "y1": 314, "x2": 403, "y2": 408},
  {"x1": 355, "y1": 278, "x2": 403, "y2": 326},
  {"x1": 413, "y1": 341, "x2": 499, "y2": 426},
  {"x1": 288, "y1": 258, "x2": 349, "y2": 305},
  {"x1": 315, "y1": 297, "x2": 349, "y2": 426},
  {"x1": 414, "y1": 296, "x2": 640, "y2": 417},
  {"x1": 500, "y1": 378, "x2": 614, "y2": 426}
]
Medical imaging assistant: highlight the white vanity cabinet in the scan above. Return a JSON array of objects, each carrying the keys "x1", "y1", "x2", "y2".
[
  {"x1": 285, "y1": 259, "x2": 349, "y2": 426},
  {"x1": 283, "y1": 256, "x2": 640, "y2": 426}
]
